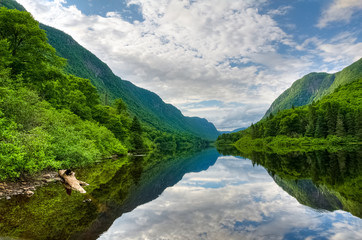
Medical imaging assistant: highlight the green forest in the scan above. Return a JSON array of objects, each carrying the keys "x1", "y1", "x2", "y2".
[
  {"x1": 0, "y1": 8, "x2": 208, "y2": 180},
  {"x1": 217, "y1": 73, "x2": 362, "y2": 150}
]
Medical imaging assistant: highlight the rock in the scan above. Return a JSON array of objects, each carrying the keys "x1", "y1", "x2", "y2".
[
  {"x1": 45, "y1": 178, "x2": 56, "y2": 183},
  {"x1": 6, "y1": 196, "x2": 11, "y2": 200},
  {"x1": 43, "y1": 174, "x2": 51, "y2": 179},
  {"x1": 83, "y1": 199, "x2": 92, "y2": 203},
  {"x1": 21, "y1": 182, "x2": 27, "y2": 185},
  {"x1": 0, "y1": 186, "x2": 5, "y2": 190},
  {"x1": 53, "y1": 177, "x2": 62, "y2": 182},
  {"x1": 0, "y1": 192, "x2": 3, "y2": 197},
  {"x1": 25, "y1": 190, "x2": 34, "y2": 195}
]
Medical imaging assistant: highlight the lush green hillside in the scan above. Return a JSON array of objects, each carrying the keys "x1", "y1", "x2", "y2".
[
  {"x1": 41, "y1": 24, "x2": 219, "y2": 140},
  {"x1": 0, "y1": 0, "x2": 219, "y2": 141},
  {"x1": 217, "y1": 77, "x2": 362, "y2": 148},
  {"x1": 0, "y1": 7, "x2": 132, "y2": 180},
  {"x1": 264, "y1": 58, "x2": 362, "y2": 117},
  {"x1": 0, "y1": 0, "x2": 24, "y2": 11},
  {"x1": 0, "y1": 6, "x2": 212, "y2": 180}
]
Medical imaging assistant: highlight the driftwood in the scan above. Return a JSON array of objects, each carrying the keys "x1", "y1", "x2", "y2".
[{"x1": 58, "y1": 170, "x2": 89, "y2": 193}]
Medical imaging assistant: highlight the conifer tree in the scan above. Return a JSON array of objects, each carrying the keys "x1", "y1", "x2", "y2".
[{"x1": 335, "y1": 112, "x2": 346, "y2": 137}]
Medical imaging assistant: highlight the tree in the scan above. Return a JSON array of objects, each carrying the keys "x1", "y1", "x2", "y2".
[
  {"x1": 130, "y1": 116, "x2": 144, "y2": 151},
  {"x1": 305, "y1": 104, "x2": 317, "y2": 137},
  {"x1": 315, "y1": 115, "x2": 327, "y2": 138},
  {"x1": 335, "y1": 112, "x2": 346, "y2": 137},
  {"x1": 325, "y1": 102, "x2": 338, "y2": 136},
  {"x1": 130, "y1": 116, "x2": 142, "y2": 134},
  {"x1": 0, "y1": 8, "x2": 65, "y2": 82},
  {"x1": 345, "y1": 112, "x2": 355, "y2": 135},
  {"x1": 0, "y1": 39, "x2": 12, "y2": 71},
  {"x1": 114, "y1": 98, "x2": 127, "y2": 114}
]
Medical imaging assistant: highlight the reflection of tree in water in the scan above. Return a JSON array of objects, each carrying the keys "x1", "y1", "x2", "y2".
[
  {"x1": 224, "y1": 148, "x2": 362, "y2": 218},
  {"x1": 129, "y1": 156, "x2": 144, "y2": 186}
]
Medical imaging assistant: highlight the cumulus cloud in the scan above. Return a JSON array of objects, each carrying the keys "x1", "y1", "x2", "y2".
[
  {"x1": 16, "y1": 0, "x2": 362, "y2": 130},
  {"x1": 17, "y1": 0, "x2": 312, "y2": 130},
  {"x1": 297, "y1": 32, "x2": 362, "y2": 72},
  {"x1": 317, "y1": 0, "x2": 362, "y2": 28}
]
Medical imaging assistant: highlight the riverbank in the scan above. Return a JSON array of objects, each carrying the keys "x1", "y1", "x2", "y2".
[
  {"x1": 232, "y1": 135, "x2": 361, "y2": 154},
  {"x1": 0, "y1": 171, "x2": 61, "y2": 200}
]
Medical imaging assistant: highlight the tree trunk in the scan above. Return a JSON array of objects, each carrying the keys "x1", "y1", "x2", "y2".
[{"x1": 58, "y1": 170, "x2": 88, "y2": 193}]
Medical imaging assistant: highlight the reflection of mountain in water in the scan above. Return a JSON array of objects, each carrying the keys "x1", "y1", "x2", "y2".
[
  {"x1": 0, "y1": 149, "x2": 219, "y2": 240},
  {"x1": 218, "y1": 146, "x2": 362, "y2": 219},
  {"x1": 72, "y1": 148, "x2": 220, "y2": 240},
  {"x1": 272, "y1": 175, "x2": 343, "y2": 211}
]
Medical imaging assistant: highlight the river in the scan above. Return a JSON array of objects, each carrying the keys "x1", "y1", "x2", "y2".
[{"x1": 0, "y1": 147, "x2": 361, "y2": 239}]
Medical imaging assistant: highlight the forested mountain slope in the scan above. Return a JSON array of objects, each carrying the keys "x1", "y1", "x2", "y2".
[
  {"x1": 264, "y1": 58, "x2": 362, "y2": 117},
  {"x1": 0, "y1": 0, "x2": 219, "y2": 140},
  {"x1": 217, "y1": 77, "x2": 362, "y2": 147}
]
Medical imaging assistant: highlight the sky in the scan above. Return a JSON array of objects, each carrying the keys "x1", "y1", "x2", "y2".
[{"x1": 16, "y1": 0, "x2": 362, "y2": 131}]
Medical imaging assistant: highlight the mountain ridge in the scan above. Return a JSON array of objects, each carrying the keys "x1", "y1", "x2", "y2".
[
  {"x1": 1, "y1": 0, "x2": 219, "y2": 140},
  {"x1": 264, "y1": 58, "x2": 362, "y2": 118}
]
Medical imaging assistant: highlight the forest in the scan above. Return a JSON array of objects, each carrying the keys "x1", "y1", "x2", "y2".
[
  {"x1": 0, "y1": 8, "x2": 208, "y2": 180},
  {"x1": 217, "y1": 77, "x2": 362, "y2": 150}
]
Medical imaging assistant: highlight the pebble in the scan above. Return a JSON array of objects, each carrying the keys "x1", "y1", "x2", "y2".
[
  {"x1": 25, "y1": 190, "x2": 34, "y2": 195},
  {"x1": 43, "y1": 174, "x2": 51, "y2": 179},
  {"x1": 83, "y1": 199, "x2": 92, "y2": 203},
  {"x1": 6, "y1": 196, "x2": 11, "y2": 200}
]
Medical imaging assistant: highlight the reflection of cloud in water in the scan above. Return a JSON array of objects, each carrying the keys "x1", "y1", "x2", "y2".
[{"x1": 99, "y1": 156, "x2": 362, "y2": 240}]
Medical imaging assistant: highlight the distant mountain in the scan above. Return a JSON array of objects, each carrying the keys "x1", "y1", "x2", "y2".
[
  {"x1": 1, "y1": 0, "x2": 219, "y2": 140},
  {"x1": 219, "y1": 127, "x2": 246, "y2": 134},
  {"x1": 264, "y1": 58, "x2": 362, "y2": 117}
]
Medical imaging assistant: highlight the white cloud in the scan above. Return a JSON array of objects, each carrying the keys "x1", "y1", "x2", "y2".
[
  {"x1": 317, "y1": 0, "x2": 362, "y2": 28},
  {"x1": 297, "y1": 32, "x2": 362, "y2": 72},
  {"x1": 15, "y1": 0, "x2": 361, "y2": 130}
]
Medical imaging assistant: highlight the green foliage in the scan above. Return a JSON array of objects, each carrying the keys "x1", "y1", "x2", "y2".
[
  {"x1": 39, "y1": 24, "x2": 219, "y2": 140},
  {"x1": 264, "y1": 58, "x2": 362, "y2": 118},
  {"x1": 0, "y1": 8, "x2": 130, "y2": 180},
  {"x1": 218, "y1": 78, "x2": 362, "y2": 148},
  {"x1": 0, "y1": 7, "x2": 209, "y2": 180},
  {"x1": 0, "y1": 0, "x2": 26, "y2": 11},
  {"x1": 0, "y1": 7, "x2": 65, "y2": 84}
]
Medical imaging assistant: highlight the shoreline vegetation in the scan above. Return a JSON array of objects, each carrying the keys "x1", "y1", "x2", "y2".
[
  {"x1": 217, "y1": 135, "x2": 361, "y2": 155},
  {"x1": 217, "y1": 76, "x2": 362, "y2": 153}
]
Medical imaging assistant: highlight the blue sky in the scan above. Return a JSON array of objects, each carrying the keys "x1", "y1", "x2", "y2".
[{"x1": 18, "y1": 0, "x2": 362, "y2": 130}]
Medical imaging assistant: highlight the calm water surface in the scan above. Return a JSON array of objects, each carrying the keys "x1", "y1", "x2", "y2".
[
  {"x1": 99, "y1": 152, "x2": 362, "y2": 240},
  {"x1": 0, "y1": 148, "x2": 361, "y2": 240}
]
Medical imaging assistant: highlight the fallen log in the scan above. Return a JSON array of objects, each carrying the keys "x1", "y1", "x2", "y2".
[{"x1": 58, "y1": 170, "x2": 89, "y2": 193}]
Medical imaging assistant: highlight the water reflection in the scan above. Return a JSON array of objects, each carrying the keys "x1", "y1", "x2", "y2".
[
  {"x1": 236, "y1": 149, "x2": 362, "y2": 218},
  {"x1": 0, "y1": 148, "x2": 219, "y2": 240},
  {"x1": 99, "y1": 154, "x2": 362, "y2": 240}
]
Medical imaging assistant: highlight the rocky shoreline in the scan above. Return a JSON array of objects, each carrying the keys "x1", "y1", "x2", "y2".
[{"x1": 0, "y1": 171, "x2": 61, "y2": 200}]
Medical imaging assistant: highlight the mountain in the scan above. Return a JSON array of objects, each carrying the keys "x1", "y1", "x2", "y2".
[
  {"x1": 1, "y1": 0, "x2": 219, "y2": 140},
  {"x1": 264, "y1": 58, "x2": 362, "y2": 117},
  {"x1": 218, "y1": 127, "x2": 246, "y2": 135}
]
